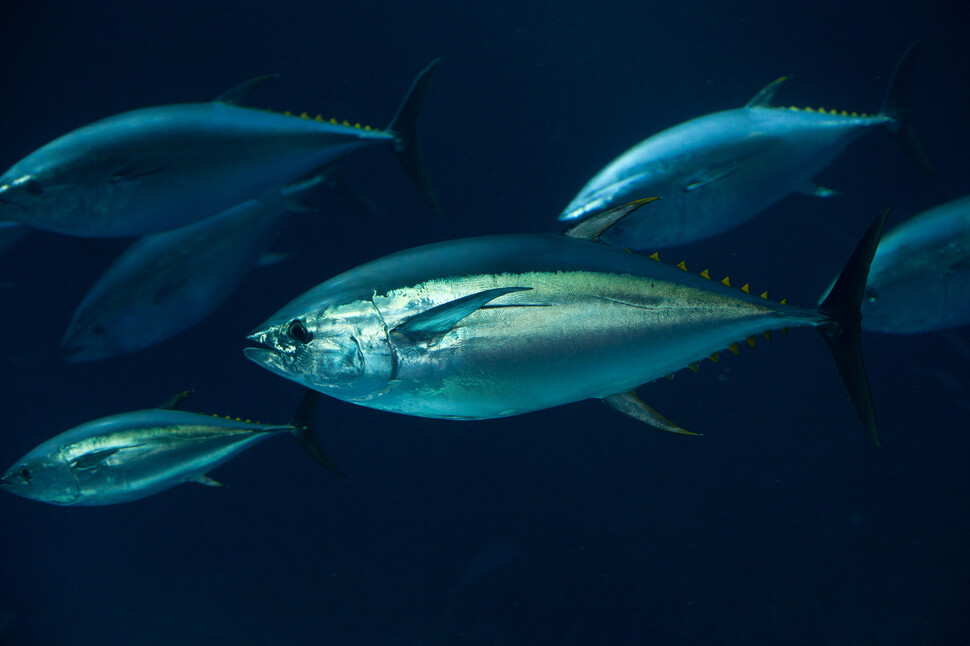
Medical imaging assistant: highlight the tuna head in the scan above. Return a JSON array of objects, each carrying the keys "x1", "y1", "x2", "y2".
[
  {"x1": 1, "y1": 453, "x2": 79, "y2": 505},
  {"x1": 244, "y1": 300, "x2": 395, "y2": 402}
]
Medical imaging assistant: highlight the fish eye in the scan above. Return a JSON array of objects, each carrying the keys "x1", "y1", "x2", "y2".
[
  {"x1": 18, "y1": 465, "x2": 31, "y2": 481},
  {"x1": 286, "y1": 319, "x2": 313, "y2": 344},
  {"x1": 865, "y1": 287, "x2": 879, "y2": 304}
]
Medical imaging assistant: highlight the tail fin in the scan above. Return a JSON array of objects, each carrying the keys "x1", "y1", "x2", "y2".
[
  {"x1": 387, "y1": 59, "x2": 442, "y2": 213},
  {"x1": 879, "y1": 41, "x2": 939, "y2": 178},
  {"x1": 289, "y1": 389, "x2": 346, "y2": 477},
  {"x1": 817, "y1": 208, "x2": 890, "y2": 446}
]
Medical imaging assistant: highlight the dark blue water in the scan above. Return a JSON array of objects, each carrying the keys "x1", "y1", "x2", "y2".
[{"x1": 1, "y1": 2, "x2": 968, "y2": 644}]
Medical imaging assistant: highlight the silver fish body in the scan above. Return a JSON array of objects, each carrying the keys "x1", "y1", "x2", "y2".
[
  {"x1": 559, "y1": 44, "x2": 931, "y2": 250},
  {"x1": 0, "y1": 389, "x2": 340, "y2": 505},
  {"x1": 0, "y1": 408, "x2": 289, "y2": 505},
  {"x1": 561, "y1": 105, "x2": 886, "y2": 249},
  {"x1": 246, "y1": 232, "x2": 834, "y2": 421},
  {"x1": 859, "y1": 196, "x2": 970, "y2": 333},
  {"x1": 0, "y1": 61, "x2": 439, "y2": 237}
]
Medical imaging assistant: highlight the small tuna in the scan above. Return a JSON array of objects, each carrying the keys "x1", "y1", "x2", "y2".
[
  {"x1": 0, "y1": 390, "x2": 343, "y2": 506},
  {"x1": 559, "y1": 43, "x2": 934, "y2": 250},
  {"x1": 0, "y1": 60, "x2": 440, "y2": 237},
  {"x1": 62, "y1": 173, "x2": 324, "y2": 361},
  {"x1": 245, "y1": 199, "x2": 887, "y2": 445}
]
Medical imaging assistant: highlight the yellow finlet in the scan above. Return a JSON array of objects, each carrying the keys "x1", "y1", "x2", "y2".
[
  {"x1": 342, "y1": 120, "x2": 350, "y2": 126},
  {"x1": 700, "y1": 269, "x2": 711, "y2": 280},
  {"x1": 728, "y1": 343, "x2": 740, "y2": 355},
  {"x1": 745, "y1": 336, "x2": 757, "y2": 348},
  {"x1": 665, "y1": 374, "x2": 675, "y2": 381},
  {"x1": 760, "y1": 291, "x2": 768, "y2": 299},
  {"x1": 676, "y1": 261, "x2": 688, "y2": 271},
  {"x1": 781, "y1": 327, "x2": 789, "y2": 335},
  {"x1": 721, "y1": 276, "x2": 731, "y2": 287},
  {"x1": 329, "y1": 117, "x2": 337, "y2": 124},
  {"x1": 300, "y1": 112, "x2": 310, "y2": 119},
  {"x1": 763, "y1": 330, "x2": 772, "y2": 341},
  {"x1": 708, "y1": 352, "x2": 719, "y2": 364},
  {"x1": 841, "y1": 110, "x2": 848, "y2": 116},
  {"x1": 315, "y1": 114, "x2": 324, "y2": 121},
  {"x1": 688, "y1": 363, "x2": 699, "y2": 373},
  {"x1": 780, "y1": 298, "x2": 788, "y2": 305},
  {"x1": 805, "y1": 106, "x2": 815, "y2": 112},
  {"x1": 283, "y1": 110, "x2": 292, "y2": 116},
  {"x1": 741, "y1": 283, "x2": 750, "y2": 294},
  {"x1": 649, "y1": 252, "x2": 660, "y2": 261}
]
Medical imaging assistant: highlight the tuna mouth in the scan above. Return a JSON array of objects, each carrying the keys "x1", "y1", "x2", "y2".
[{"x1": 243, "y1": 346, "x2": 291, "y2": 379}]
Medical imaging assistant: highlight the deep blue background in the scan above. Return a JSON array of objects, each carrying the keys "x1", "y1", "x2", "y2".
[{"x1": 1, "y1": 2, "x2": 969, "y2": 644}]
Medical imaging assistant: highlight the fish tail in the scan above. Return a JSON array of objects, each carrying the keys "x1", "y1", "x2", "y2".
[
  {"x1": 289, "y1": 389, "x2": 346, "y2": 477},
  {"x1": 815, "y1": 208, "x2": 890, "y2": 446},
  {"x1": 386, "y1": 59, "x2": 442, "y2": 213},
  {"x1": 879, "y1": 41, "x2": 939, "y2": 178}
]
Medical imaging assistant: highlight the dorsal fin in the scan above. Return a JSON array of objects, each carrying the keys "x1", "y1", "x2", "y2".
[
  {"x1": 214, "y1": 74, "x2": 279, "y2": 105},
  {"x1": 746, "y1": 76, "x2": 790, "y2": 108},
  {"x1": 158, "y1": 390, "x2": 193, "y2": 410},
  {"x1": 563, "y1": 197, "x2": 660, "y2": 241}
]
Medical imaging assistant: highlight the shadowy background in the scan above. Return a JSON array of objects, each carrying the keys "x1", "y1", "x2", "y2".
[{"x1": 1, "y1": 1, "x2": 968, "y2": 644}]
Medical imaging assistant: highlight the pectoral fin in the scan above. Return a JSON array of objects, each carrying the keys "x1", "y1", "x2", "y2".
[
  {"x1": 796, "y1": 181, "x2": 840, "y2": 198},
  {"x1": 193, "y1": 475, "x2": 225, "y2": 487},
  {"x1": 70, "y1": 448, "x2": 122, "y2": 470},
  {"x1": 563, "y1": 197, "x2": 659, "y2": 241},
  {"x1": 109, "y1": 166, "x2": 166, "y2": 184},
  {"x1": 684, "y1": 166, "x2": 740, "y2": 192},
  {"x1": 603, "y1": 391, "x2": 700, "y2": 436},
  {"x1": 391, "y1": 287, "x2": 532, "y2": 342}
]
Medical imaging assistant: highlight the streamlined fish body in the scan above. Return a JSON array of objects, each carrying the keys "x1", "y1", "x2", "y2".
[
  {"x1": 246, "y1": 201, "x2": 885, "y2": 442},
  {"x1": 0, "y1": 61, "x2": 439, "y2": 237},
  {"x1": 0, "y1": 391, "x2": 341, "y2": 505},
  {"x1": 560, "y1": 44, "x2": 932, "y2": 250}
]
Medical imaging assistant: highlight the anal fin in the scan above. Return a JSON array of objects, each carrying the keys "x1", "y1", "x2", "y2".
[{"x1": 603, "y1": 391, "x2": 700, "y2": 436}]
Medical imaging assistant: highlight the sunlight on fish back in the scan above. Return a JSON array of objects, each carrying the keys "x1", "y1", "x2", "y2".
[
  {"x1": 559, "y1": 43, "x2": 935, "y2": 250},
  {"x1": 0, "y1": 61, "x2": 440, "y2": 237},
  {"x1": 0, "y1": 390, "x2": 342, "y2": 506},
  {"x1": 246, "y1": 200, "x2": 887, "y2": 445}
]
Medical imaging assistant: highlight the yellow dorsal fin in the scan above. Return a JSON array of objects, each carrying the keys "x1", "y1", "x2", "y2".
[
  {"x1": 676, "y1": 261, "x2": 688, "y2": 271},
  {"x1": 741, "y1": 283, "x2": 750, "y2": 293},
  {"x1": 745, "y1": 336, "x2": 757, "y2": 348},
  {"x1": 728, "y1": 343, "x2": 740, "y2": 355},
  {"x1": 708, "y1": 352, "x2": 719, "y2": 364},
  {"x1": 700, "y1": 269, "x2": 710, "y2": 279},
  {"x1": 760, "y1": 291, "x2": 768, "y2": 299},
  {"x1": 763, "y1": 330, "x2": 772, "y2": 341},
  {"x1": 649, "y1": 252, "x2": 660, "y2": 261},
  {"x1": 721, "y1": 276, "x2": 731, "y2": 287}
]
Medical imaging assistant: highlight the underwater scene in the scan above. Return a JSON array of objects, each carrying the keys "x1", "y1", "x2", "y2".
[{"x1": 1, "y1": 1, "x2": 968, "y2": 644}]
